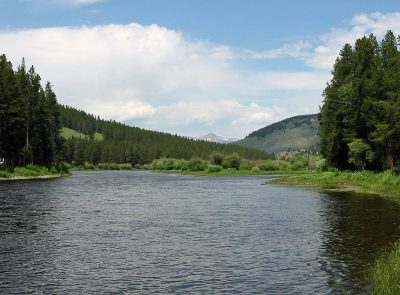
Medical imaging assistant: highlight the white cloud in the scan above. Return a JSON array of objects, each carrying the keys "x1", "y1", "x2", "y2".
[
  {"x1": 4, "y1": 12, "x2": 393, "y2": 138},
  {"x1": 92, "y1": 100, "x2": 156, "y2": 122},
  {"x1": 48, "y1": 0, "x2": 104, "y2": 5},
  {"x1": 0, "y1": 22, "x2": 324, "y2": 138},
  {"x1": 252, "y1": 12, "x2": 400, "y2": 70},
  {"x1": 250, "y1": 40, "x2": 312, "y2": 59}
]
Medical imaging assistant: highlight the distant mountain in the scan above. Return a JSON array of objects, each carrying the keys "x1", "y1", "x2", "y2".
[
  {"x1": 197, "y1": 133, "x2": 239, "y2": 144},
  {"x1": 235, "y1": 114, "x2": 320, "y2": 154}
]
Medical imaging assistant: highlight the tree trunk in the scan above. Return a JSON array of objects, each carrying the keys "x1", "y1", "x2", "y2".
[{"x1": 387, "y1": 152, "x2": 395, "y2": 169}]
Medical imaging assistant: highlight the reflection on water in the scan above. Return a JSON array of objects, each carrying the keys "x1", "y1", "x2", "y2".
[
  {"x1": 0, "y1": 171, "x2": 400, "y2": 294},
  {"x1": 319, "y1": 191, "x2": 400, "y2": 293}
]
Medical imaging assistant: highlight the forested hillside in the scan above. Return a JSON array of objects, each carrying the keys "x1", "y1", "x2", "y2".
[
  {"x1": 0, "y1": 55, "x2": 62, "y2": 167},
  {"x1": 59, "y1": 105, "x2": 272, "y2": 165},
  {"x1": 319, "y1": 30, "x2": 400, "y2": 170},
  {"x1": 235, "y1": 114, "x2": 319, "y2": 154}
]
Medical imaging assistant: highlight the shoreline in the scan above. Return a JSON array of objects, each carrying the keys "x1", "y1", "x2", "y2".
[
  {"x1": 271, "y1": 171, "x2": 400, "y2": 200},
  {"x1": 0, "y1": 173, "x2": 71, "y2": 182}
]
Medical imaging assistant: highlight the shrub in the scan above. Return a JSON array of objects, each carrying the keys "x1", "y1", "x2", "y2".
[
  {"x1": 188, "y1": 158, "x2": 207, "y2": 171},
  {"x1": 97, "y1": 163, "x2": 120, "y2": 170},
  {"x1": 210, "y1": 151, "x2": 224, "y2": 166},
  {"x1": 258, "y1": 160, "x2": 280, "y2": 171},
  {"x1": 348, "y1": 139, "x2": 374, "y2": 171},
  {"x1": 315, "y1": 158, "x2": 328, "y2": 172},
  {"x1": 207, "y1": 165, "x2": 223, "y2": 172},
  {"x1": 0, "y1": 170, "x2": 10, "y2": 178},
  {"x1": 251, "y1": 166, "x2": 260, "y2": 173},
  {"x1": 134, "y1": 164, "x2": 142, "y2": 169},
  {"x1": 83, "y1": 162, "x2": 95, "y2": 170},
  {"x1": 222, "y1": 153, "x2": 241, "y2": 170},
  {"x1": 118, "y1": 163, "x2": 133, "y2": 170}
]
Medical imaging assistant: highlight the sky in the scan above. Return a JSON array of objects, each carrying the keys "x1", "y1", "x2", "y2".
[{"x1": 1, "y1": 0, "x2": 400, "y2": 138}]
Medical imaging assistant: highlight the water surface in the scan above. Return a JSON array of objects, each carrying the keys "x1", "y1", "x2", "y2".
[{"x1": 1, "y1": 171, "x2": 400, "y2": 294}]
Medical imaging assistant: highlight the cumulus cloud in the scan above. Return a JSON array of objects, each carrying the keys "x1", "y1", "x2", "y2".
[
  {"x1": 3, "y1": 13, "x2": 394, "y2": 138},
  {"x1": 0, "y1": 22, "x2": 322, "y2": 137},
  {"x1": 253, "y1": 12, "x2": 400, "y2": 70}
]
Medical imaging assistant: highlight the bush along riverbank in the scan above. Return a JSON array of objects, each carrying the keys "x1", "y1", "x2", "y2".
[
  {"x1": 67, "y1": 154, "x2": 324, "y2": 175},
  {"x1": 0, "y1": 164, "x2": 70, "y2": 181}
]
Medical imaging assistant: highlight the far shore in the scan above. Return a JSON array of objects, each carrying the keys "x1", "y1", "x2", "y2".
[{"x1": 0, "y1": 173, "x2": 69, "y2": 182}]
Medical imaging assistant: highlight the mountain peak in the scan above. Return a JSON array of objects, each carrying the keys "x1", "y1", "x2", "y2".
[{"x1": 197, "y1": 133, "x2": 238, "y2": 144}]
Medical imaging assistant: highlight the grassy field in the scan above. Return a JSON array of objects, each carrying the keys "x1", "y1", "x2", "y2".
[
  {"x1": 61, "y1": 127, "x2": 104, "y2": 141},
  {"x1": 61, "y1": 127, "x2": 88, "y2": 139}
]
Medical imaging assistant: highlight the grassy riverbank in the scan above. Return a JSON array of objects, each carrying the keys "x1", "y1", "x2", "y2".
[
  {"x1": 0, "y1": 165, "x2": 71, "y2": 181},
  {"x1": 153, "y1": 168, "x2": 312, "y2": 176},
  {"x1": 372, "y1": 241, "x2": 400, "y2": 294},
  {"x1": 273, "y1": 170, "x2": 400, "y2": 199}
]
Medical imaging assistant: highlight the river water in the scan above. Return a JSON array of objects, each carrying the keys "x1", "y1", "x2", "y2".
[{"x1": 1, "y1": 171, "x2": 400, "y2": 294}]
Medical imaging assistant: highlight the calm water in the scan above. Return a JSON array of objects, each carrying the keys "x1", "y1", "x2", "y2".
[{"x1": 1, "y1": 171, "x2": 400, "y2": 294}]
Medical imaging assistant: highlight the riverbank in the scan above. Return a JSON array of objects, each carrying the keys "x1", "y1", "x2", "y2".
[
  {"x1": 152, "y1": 168, "x2": 312, "y2": 176},
  {"x1": 371, "y1": 241, "x2": 400, "y2": 294},
  {"x1": 0, "y1": 165, "x2": 71, "y2": 181},
  {"x1": 272, "y1": 170, "x2": 400, "y2": 199}
]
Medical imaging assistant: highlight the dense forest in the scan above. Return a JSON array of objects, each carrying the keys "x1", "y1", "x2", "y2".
[
  {"x1": 0, "y1": 54, "x2": 62, "y2": 167},
  {"x1": 319, "y1": 30, "x2": 400, "y2": 170},
  {"x1": 59, "y1": 105, "x2": 272, "y2": 165}
]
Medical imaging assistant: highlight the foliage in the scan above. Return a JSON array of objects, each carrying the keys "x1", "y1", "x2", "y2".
[
  {"x1": 59, "y1": 105, "x2": 273, "y2": 166},
  {"x1": 0, "y1": 55, "x2": 63, "y2": 167},
  {"x1": 188, "y1": 158, "x2": 207, "y2": 171},
  {"x1": 372, "y1": 241, "x2": 400, "y2": 294},
  {"x1": 319, "y1": 31, "x2": 400, "y2": 171},
  {"x1": 210, "y1": 151, "x2": 224, "y2": 165},
  {"x1": 207, "y1": 164, "x2": 223, "y2": 172},
  {"x1": 222, "y1": 153, "x2": 241, "y2": 169},
  {"x1": 348, "y1": 139, "x2": 375, "y2": 170}
]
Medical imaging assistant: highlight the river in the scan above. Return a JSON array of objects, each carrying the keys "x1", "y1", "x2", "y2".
[{"x1": 1, "y1": 171, "x2": 400, "y2": 294}]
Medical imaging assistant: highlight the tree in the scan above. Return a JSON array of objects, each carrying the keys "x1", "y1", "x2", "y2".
[
  {"x1": 210, "y1": 151, "x2": 224, "y2": 165},
  {"x1": 348, "y1": 139, "x2": 374, "y2": 171},
  {"x1": 223, "y1": 153, "x2": 241, "y2": 170},
  {"x1": 319, "y1": 31, "x2": 400, "y2": 171}
]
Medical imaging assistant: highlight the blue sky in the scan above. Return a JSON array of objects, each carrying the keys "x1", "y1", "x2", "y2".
[{"x1": 1, "y1": 0, "x2": 400, "y2": 138}]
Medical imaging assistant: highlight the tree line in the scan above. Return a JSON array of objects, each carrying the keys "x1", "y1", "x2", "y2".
[
  {"x1": 60, "y1": 105, "x2": 273, "y2": 165},
  {"x1": 0, "y1": 54, "x2": 62, "y2": 167},
  {"x1": 319, "y1": 31, "x2": 400, "y2": 170},
  {"x1": 0, "y1": 53, "x2": 272, "y2": 168}
]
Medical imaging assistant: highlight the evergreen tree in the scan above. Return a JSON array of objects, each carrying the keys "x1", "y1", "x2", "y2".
[{"x1": 319, "y1": 31, "x2": 400, "y2": 170}]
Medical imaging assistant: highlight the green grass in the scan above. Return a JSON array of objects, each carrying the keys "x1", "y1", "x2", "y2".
[
  {"x1": 61, "y1": 127, "x2": 104, "y2": 141},
  {"x1": 273, "y1": 170, "x2": 400, "y2": 199},
  {"x1": 152, "y1": 168, "x2": 312, "y2": 177},
  {"x1": 61, "y1": 127, "x2": 88, "y2": 139},
  {"x1": 372, "y1": 242, "x2": 400, "y2": 294},
  {"x1": 93, "y1": 132, "x2": 104, "y2": 141},
  {"x1": 0, "y1": 164, "x2": 70, "y2": 180}
]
